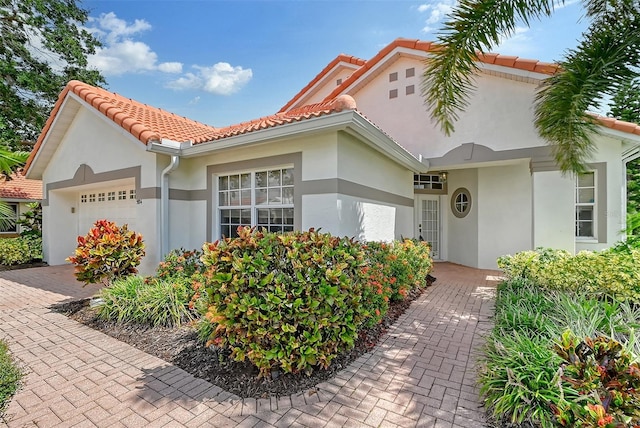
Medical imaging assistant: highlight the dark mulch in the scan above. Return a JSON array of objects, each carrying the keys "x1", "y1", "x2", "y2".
[
  {"x1": 52, "y1": 277, "x2": 434, "y2": 399},
  {"x1": 0, "y1": 261, "x2": 47, "y2": 272}
]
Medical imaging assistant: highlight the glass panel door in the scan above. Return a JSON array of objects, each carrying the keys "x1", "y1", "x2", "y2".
[{"x1": 417, "y1": 196, "x2": 439, "y2": 259}]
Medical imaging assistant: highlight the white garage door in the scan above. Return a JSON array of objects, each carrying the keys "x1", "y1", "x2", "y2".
[{"x1": 78, "y1": 186, "x2": 137, "y2": 236}]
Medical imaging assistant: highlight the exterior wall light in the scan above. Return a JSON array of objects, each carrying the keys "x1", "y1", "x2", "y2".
[{"x1": 438, "y1": 171, "x2": 448, "y2": 183}]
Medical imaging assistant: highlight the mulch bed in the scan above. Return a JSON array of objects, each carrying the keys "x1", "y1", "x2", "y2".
[
  {"x1": 52, "y1": 277, "x2": 435, "y2": 399},
  {"x1": 0, "y1": 261, "x2": 48, "y2": 272}
]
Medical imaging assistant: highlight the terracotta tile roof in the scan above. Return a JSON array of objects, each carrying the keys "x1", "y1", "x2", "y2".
[
  {"x1": 590, "y1": 113, "x2": 640, "y2": 136},
  {"x1": 205, "y1": 95, "x2": 358, "y2": 142},
  {"x1": 0, "y1": 172, "x2": 42, "y2": 200},
  {"x1": 25, "y1": 80, "x2": 219, "y2": 172},
  {"x1": 279, "y1": 54, "x2": 366, "y2": 113},
  {"x1": 319, "y1": 38, "x2": 560, "y2": 103}
]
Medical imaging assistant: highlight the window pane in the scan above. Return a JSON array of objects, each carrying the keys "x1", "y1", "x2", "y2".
[
  {"x1": 220, "y1": 210, "x2": 231, "y2": 223},
  {"x1": 241, "y1": 209, "x2": 251, "y2": 224},
  {"x1": 282, "y1": 169, "x2": 294, "y2": 185},
  {"x1": 282, "y1": 187, "x2": 294, "y2": 204},
  {"x1": 230, "y1": 190, "x2": 240, "y2": 206},
  {"x1": 283, "y1": 208, "x2": 294, "y2": 225},
  {"x1": 220, "y1": 225, "x2": 231, "y2": 238},
  {"x1": 231, "y1": 209, "x2": 240, "y2": 224},
  {"x1": 270, "y1": 225, "x2": 283, "y2": 233},
  {"x1": 241, "y1": 173, "x2": 251, "y2": 189},
  {"x1": 219, "y1": 191, "x2": 228, "y2": 206},
  {"x1": 578, "y1": 173, "x2": 594, "y2": 187},
  {"x1": 578, "y1": 188, "x2": 595, "y2": 204},
  {"x1": 257, "y1": 208, "x2": 269, "y2": 225},
  {"x1": 241, "y1": 190, "x2": 251, "y2": 205},
  {"x1": 268, "y1": 170, "x2": 281, "y2": 187},
  {"x1": 219, "y1": 176, "x2": 229, "y2": 190},
  {"x1": 255, "y1": 189, "x2": 267, "y2": 205},
  {"x1": 229, "y1": 175, "x2": 239, "y2": 190},
  {"x1": 268, "y1": 188, "x2": 281, "y2": 204},
  {"x1": 577, "y1": 207, "x2": 593, "y2": 221},
  {"x1": 255, "y1": 171, "x2": 268, "y2": 188}
]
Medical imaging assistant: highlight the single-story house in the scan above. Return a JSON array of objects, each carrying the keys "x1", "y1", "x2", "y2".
[
  {"x1": 24, "y1": 38, "x2": 640, "y2": 273},
  {"x1": 0, "y1": 172, "x2": 42, "y2": 237}
]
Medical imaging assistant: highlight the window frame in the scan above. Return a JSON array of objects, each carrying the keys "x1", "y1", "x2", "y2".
[
  {"x1": 575, "y1": 170, "x2": 597, "y2": 240},
  {"x1": 216, "y1": 166, "x2": 294, "y2": 239}
]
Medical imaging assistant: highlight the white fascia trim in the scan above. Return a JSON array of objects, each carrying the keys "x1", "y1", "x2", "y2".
[
  {"x1": 25, "y1": 95, "x2": 75, "y2": 180},
  {"x1": 476, "y1": 62, "x2": 548, "y2": 81},
  {"x1": 598, "y1": 126, "x2": 640, "y2": 144},
  {"x1": 147, "y1": 110, "x2": 426, "y2": 172}
]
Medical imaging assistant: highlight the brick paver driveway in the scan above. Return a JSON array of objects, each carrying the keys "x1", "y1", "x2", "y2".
[{"x1": 0, "y1": 263, "x2": 499, "y2": 427}]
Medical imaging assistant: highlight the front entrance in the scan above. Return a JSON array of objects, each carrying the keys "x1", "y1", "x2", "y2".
[{"x1": 416, "y1": 195, "x2": 441, "y2": 259}]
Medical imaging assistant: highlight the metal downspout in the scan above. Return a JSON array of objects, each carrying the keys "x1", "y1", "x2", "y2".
[{"x1": 160, "y1": 155, "x2": 180, "y2": 258}]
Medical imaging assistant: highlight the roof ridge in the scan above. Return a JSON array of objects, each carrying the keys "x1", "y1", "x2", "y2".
[
  {"x1": 320, "y1": 37, "x2": 559, "y2": 103},
  {"x1": 278, "y1": 53, "x2": 366, "y2": 113}
]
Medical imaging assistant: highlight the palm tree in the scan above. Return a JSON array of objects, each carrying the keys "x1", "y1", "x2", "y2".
[
  {"x1": 421, "y1": 0, "x2": 640, "y2": 174},
  {"x1": 0, "y1": 148, "x2": 30, "y2": 231}
]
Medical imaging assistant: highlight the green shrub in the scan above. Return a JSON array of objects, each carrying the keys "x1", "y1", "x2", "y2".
[
  {"x1": 360, "y1": 242, "x2": 393, "y2": 327},
  {"x1": 0, "y1": 236, "x2": 42, "y2": 265},
  {"x1": 97, "y1": 275, "x2": 195, "y2": 327},
  {"x1": 156, "y1": 248, "x2": 203, "y2": 280},
  {"x1": 67, "y1": 220, "x2": 145, "y2": 285},
  {"x1": 17, "y1": 202, "x2": 41, "y2": 238},
  {"x1": 498, "y1": 248, "x2": 640, "y2": 303},
  {"x1": 0, "y1": 340, "x2": 22, "y2": 417},
  {"x1": 197, "y1": 227, "x2": 369, "y2": 376},
  {"x1": 388, "y1": 239, "x2": 432, "y2": 300}
]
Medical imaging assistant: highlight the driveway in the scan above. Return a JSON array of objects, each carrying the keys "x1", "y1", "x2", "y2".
[{"x1": 0, "y1": 263, "x2": 499, "y2": 427}]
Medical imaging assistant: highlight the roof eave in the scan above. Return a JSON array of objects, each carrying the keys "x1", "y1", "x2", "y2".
[{"x1": 148, "y1": 111, "x2": 427, "y2": 172}]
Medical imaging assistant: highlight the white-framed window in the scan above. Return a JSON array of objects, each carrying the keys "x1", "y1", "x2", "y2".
[
  {"x1": 107, "y1": 191, "x2": 115, "y2": 201},
  {"x1": 98, "y1": 193, "x2": 105, "y2": 202},
  {"x1": 576, "y1": 171, "x2": 596, "y2": 239},
  {"x1": 217, "y1": 167, "x2": 294, "y2": 238},
  {"x1": 0, "y1": 203, "x2": 18, "y2": 233},
  {"x1": 414, "y1": 174, "x2": 444, "y2": 190}
]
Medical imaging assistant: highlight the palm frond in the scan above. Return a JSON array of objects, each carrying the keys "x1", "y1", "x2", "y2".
[
  {"x1": 0, "y1": 148, "x2": 28, "y2": 177},
  {"x1": 535, "y1": 4, "x2": 640, "y2": 173},
  {"x1": 422, "y1": 0, "x2": 558, "y2": 135}
]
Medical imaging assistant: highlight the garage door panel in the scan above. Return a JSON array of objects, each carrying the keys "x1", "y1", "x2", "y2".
[{"x1": 78, "y1": 185, "x2": 137, "y2": 235}]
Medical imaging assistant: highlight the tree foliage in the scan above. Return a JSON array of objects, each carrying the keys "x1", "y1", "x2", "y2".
[
  {"x1": 422, "y1": 0, "x2": 640, "y2": 174},
  {"x1": 608, "y1": 79, "x2": 640, "y2": 123},
  {"x1": 0, "y1": 0, "x2": 105, "y2": 149}
]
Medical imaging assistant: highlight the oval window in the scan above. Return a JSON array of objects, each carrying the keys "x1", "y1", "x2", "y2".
[{"x1": 451, "y1": 188, "x2": 472, "y2": 218}]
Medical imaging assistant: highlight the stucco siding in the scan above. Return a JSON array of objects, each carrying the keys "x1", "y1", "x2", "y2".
[
  {"x1": 352, "y1": 56, "x2": 545, "y2": 160},
  {"x1": 533, "y1": 171, "x2": 574, "y2": 251},
  {"x1": 477, "y1": 162, "x2": 532, "y2": 268}
]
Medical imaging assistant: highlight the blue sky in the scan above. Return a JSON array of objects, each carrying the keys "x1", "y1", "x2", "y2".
[{"x1": 82, "y1": 0, "x2": 589, "y2": 127}]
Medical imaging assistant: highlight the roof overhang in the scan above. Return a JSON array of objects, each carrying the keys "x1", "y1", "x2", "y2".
[{"x1": 147, "y1": 110, "x2": 428, "y2": 172}]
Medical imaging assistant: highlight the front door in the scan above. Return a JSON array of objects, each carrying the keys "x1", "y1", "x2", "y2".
[{"x1": 416, "y1": 195, "x2": 440, "y2": 259}]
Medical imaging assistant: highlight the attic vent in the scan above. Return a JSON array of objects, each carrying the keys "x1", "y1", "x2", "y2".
[
  {"x1": 336, "y1": 78, "x2": 342, "y2": 85},
  {"x1": 406, "y1": 85, "x2": 415, "y2": 95},
  {"x1": 389, "y1": 89, "x2": 398, "y2": 99},
  {"x1": 406, "y1": 67, "x2": 415, "y2": 78},
  {"x1": 389, "y1": 72, "x2": 398, "y2": 82}
]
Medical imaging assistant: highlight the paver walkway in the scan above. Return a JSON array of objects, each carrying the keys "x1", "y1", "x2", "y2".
[{"x1": 1, "y1": 263, "x2": 499, "y2": 427}]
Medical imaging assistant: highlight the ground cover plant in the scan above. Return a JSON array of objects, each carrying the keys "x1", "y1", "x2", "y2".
[
  {"x1": 0, "y1": 339, "x2": 22, "y2": 419},
  {"x1": 481, "y1": 276, "x2": 640, "y2": 427},
  {"x1": 56, "y1": 227, "x2": 434, "y2": 397}
]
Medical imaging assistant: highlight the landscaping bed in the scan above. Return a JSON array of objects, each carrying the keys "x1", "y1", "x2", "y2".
[{"x1": 52, "y1": 279, "x2": 431, "y2": 399}]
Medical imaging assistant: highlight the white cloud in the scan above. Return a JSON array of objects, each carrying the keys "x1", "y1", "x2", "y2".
[
  {"x1": 86, "y1": 12, "x2": 183, "y2": 76},
  {"x1": 188, "y1": 96, "x2": 201, "y2": 105},
  {"x1": 495, "y1": 26, "x2": 535, "y2": 56},
  {"x1": 158, "y1": 62, "x2": 183, "y2": 73},
  {"x1": 418, "y1": 0, "x2": 458, "y2": 33},
  {"x1": 167, "y1": 63, "x2": 253, "y2": 95}
]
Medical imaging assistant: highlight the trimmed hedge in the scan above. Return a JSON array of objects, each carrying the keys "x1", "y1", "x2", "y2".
[
  {"x1": 196, "y1": 228, "x2": 432, "y2": 376},
  {"x1": 497, "y1": 248, "x2": 640, "y2": 303},
  {"x1": 0, "y1": 236, "x2": 42, "y2": 266}
]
